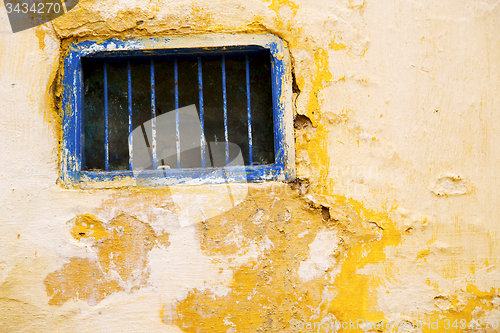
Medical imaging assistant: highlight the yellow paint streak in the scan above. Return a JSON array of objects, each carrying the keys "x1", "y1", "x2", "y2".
[
  {"x1": 417, "y1": 248, "x2": 431, "y2": 259},
  {"x1": 34, "y1": 27, "x2": 46, "y2": 50},
  {"x1": 264, "y1": 0, "x2": 304, "y2": 52},
  {"x1": 107, "y1": 9, "x2": 154, "y2": 32},
  {"x1": 268, "y1": 0, "x2": 299, "y2": 15},
  {"x1": 466, "y1": 284, "x2": 496, "y2": 298},
  {"x1": 307, "y1": 48, "x2": 332, "y2": 124},
  {"x1": 295, "y1": 48, "x2": 333, "y2": 193},
  {"x1": 159, "y1": 304, "x2": 167, "y2": 323},
  {"x1": 70, "y1": 214, "x2": 109, "y2": 241},
  {"x1": 330, "y1": 38, "x2": 346, "y2": 51},
  {"x1": 190, "y1": 6, "x2": 214, "y2": 29},
  {"x1": 326, "y1": 197, "x2": 402, "y2": 328}
]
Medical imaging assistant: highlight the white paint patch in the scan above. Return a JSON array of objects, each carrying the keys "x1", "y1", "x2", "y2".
[
  {"x1": 297, "y1": 228, "x2": 340, "y2": 282},
  {"x1": 147, "y1": 223, "x2": 232, "y2": 302},
  {"x1": 297, "y1": 230, "x2": 309, "y2": 239},
  {"x1": 69, "y1": 290, "x2": 183, "y2": 333},
  {"x1": 431, "y1": 174, "x2": 469, "y2": 196},
  {"x1": 170, "y1": 183, "x2": 248, "y2": 227}
]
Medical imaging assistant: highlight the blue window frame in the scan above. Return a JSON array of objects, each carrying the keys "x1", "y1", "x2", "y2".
[{"x1": 59, "y1": 34, "x2": 294, "y2": 188}]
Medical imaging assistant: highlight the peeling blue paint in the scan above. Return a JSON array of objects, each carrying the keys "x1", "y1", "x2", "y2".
[{"x1": 60, "y1": 34, "x2": 293, "y2": 188}]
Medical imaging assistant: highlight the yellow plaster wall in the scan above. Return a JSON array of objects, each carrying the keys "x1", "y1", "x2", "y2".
[{"x1": 1, "y1": 0, "x2": 500, "y2": 332}]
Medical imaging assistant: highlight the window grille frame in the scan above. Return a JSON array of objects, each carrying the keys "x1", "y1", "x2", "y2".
[{"x1": 59, "y1": 33, "x2": 295, "y2": 188}]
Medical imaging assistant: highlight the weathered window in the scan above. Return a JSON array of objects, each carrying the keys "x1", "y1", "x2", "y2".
[{"x1": 60, "y1": 34, "x2": 294, "y2": 188}]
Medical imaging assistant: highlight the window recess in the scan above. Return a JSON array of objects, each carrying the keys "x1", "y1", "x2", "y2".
[{"x1": 60, "y1": 34, "x2": 294, "y2": 188}]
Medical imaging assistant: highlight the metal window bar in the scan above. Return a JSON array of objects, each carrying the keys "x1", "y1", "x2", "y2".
[
  {"x1": 103, "y1": 60, "x2": 109, "y2": 171},
  {"x1": 198, "y1": 56, "x2": 206, "y2": 168},
  {"x1": 127, "y1": 60, "x2": 133, "y2": 170},
  {"x1": 222, "y1": 55, "x2": 229, "y2": 166},
  {"x1": 174, "y1": 58, "x2": 181, "y2": 169},
  {"x1": 151, "y1": 58, "x2": 157, "y2": 170},
  {"x1": 245, "y1": 54, "x2": 253, "y2": 166}
]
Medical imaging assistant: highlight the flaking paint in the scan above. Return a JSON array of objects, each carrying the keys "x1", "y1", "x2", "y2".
[{"x1": 2, "y1": 0, "x2": 500, "y2": 332}]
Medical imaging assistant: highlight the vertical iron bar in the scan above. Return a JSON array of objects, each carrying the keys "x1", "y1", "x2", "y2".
[
  {"x1": 78, "y1": 64, "x2": 84, "y2": 169},
  {"x1": 174, "y1": 58, "x2": 181, "y2": 169},
  {"x1": 245, "y1": 54, "x2": 253, "y2": 166},
  {"x1": 127, "y1": 60, "x2": 133, "y2": 170},
  {"x1": 104, "y1": 61, "x2": 109, "y2": 171},
  {"x1": 198, "y1": 57, "x2": 206, "y2": 168},
  {"x1": 222, "y1": 55, "x2": 229, "y2": 166},
  {"x1": 151, "y1": 58, "x2": 157, "y2": 169}
]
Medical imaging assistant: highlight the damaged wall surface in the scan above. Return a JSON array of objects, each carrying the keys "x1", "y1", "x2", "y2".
[{"x1": 1, "y1": 0, "x2": 500, "y2": 332}]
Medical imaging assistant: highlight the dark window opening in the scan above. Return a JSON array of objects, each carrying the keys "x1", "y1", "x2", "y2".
[{"x1": 82, "y1": 49, "x2": 275, "y2": 172}]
